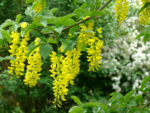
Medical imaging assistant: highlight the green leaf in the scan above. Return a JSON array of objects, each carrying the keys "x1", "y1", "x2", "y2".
[
  {"x1": 40, "y1": 19, "x2": 47, "y2": 27},
  {"x1": 90, "y1": 11, "x2": 102, "y2": 16},
  {"x1": 45, "y1": 16, "x2": 57, "y2": 25},
  {"x1": 38, "y1": 77, "x2": 51, "y2": 86},
  {"x1": 27, "y1": 41, "x2": 44, "y2": 57},
  {"x1": 71, "y1": 96, "x2": 82, "y2": 106},
  {"x1": 140, "y1": 76, "x2": 150, "y2": 91},
  {"x1": 25, "y1": 6, "x2": 35, "y2": 17},
  {"x1": 32, "y1": 0, "x2": 41, "y2": 9},
  {"x1": 50, "y1": 8, "x2": 58, "y2": 14},
  {"x1": 127, "y1": 100, "x2": 137, "y2": 108},
  {"x1": 47, "y1": 37, "x2": 58, "y2": 44},
  {"x1": 2, "y1": 30, "x2": 11, "y2": 43},
  {"x1": 100, "y1": 104, "x2": 109, "y2": 113},
  {"x1": 0, "y1": 31, "x2": 5, "y2": 45},
  {"x1": 41, "y1": 0, "x2": 47, "y2": 11},
  {"x1": 124, "y1": 90, "x2": 135, "y2": 103},
  {"x1": 21, "y1": 22, "x2": 43, "y2": 37},
  {"x1": 26, "y1": 0, "x2": 33, "y2": 4},
  {"x1": 138, "y1": 3, "x2": 150, "y2": 15},
  {"x1": 69, "y1": 106, "x2": 84, "y2": 113},
  {"x1": 128, "y1": 108, "x2": 150, "y2": 113},
  {"x1": 48, "y1": 13, "x2": 75, "y2": 27},
  {"x1": 59, "y1": 38, "x2": 77, "y2": 52},
  {"x1": 40, "y1": 44, "x2": 53, "y2": 59},
  {"x1": 84, "y1": 102, "x2": 98, "y2": 107},
  {"x1": 30, "y1": 29, "x2": 45, "y2": 39},
  {"x1": 136, "y1": 25, "x2": 150, "y2": 42},
  {"x1": 0, "y1": 19, "x2": 14, "y2": 29},
  {"x1": 134, "y1": 95, "x2": 143, "y2": 105},
  {"x1": 15, "y1": 14, "x2": 22, "y2": 24},
  {"x1": 54, "y1": 27, "x2": 64, "y2": 34},
  {"x1": 74, "y1": 3, "x2": 90, "y2": 19},
  {"x1": 110, "y1": 92, "x2": 124, "y2": 106},
  {"x1": 56, "y1": 17, "x2": 75, "y2": 27},
  {"x1": 0, "y1": 56, "x2": 14, "y2": 62},
  {"x1": 0, "y1": 29, "x2": 10, "y2": 45}
]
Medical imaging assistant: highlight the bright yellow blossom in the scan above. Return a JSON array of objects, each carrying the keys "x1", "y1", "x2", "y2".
[
  {"x1": 21, "y1": 22, "x2": 28, "y2": 29},
  {"x1": 24, "y1": 38, "x2": 42, "y2": 87},
  {"x1": 34, "y1": 0, "x2": 42, "y2": 13},
  {"x1": 50, "y1": 48, "x2": 81, "y2": 106},
  {"x1": 77, "y1": 21, "x2": 94, "y2": 50},
  {"x1": 58, "y1": 45, "x2": 64, "y2": 53},
  {"x1": 139, "y1": 0, "x2": 150, "y2": 25},
  {"x1": 114, "y1": 0, "x2": 129, "y2": 23},
  {"x1": 14, "y1": 32, "x2": 30, "y2": 78},
  {"x1": 8, "y1": 31, "x2": 20, "y2": 75},
  {"x1": 87, "y1": 37, "x2": 103, "y2": 71},
  {"x1": 77, "y1": 20, "x2": 103, "y2": 71},
  {"x1": 97, "y1": 27, "x2": 103, "y2": 38},
  {"x1": 8, "y1": 31, "x2": 20, "y2": 56}
]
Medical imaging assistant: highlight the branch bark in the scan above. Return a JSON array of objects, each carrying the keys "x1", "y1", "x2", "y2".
[{"x1": 62, "y1": 0, "x2": 113, "y2": 32}]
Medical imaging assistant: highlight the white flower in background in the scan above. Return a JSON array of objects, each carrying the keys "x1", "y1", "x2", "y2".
[{"x1": 101, "y1": 16, "x2": 150, "y2": 92}]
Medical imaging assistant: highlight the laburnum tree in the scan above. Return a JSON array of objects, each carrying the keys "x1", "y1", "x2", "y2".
[{"x1": 0, "y1": 0, "x2": 150, "y2": 108}]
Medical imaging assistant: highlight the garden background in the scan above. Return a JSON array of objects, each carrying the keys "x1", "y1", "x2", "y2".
[{"x1": 0, "y1": 0, "x2": 150, "y2": 113}]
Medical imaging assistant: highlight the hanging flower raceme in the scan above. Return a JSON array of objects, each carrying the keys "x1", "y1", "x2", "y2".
[
  {"x1": 50, "y1": 48, "x2": 81, "y2": 106},
  {"x1": 8, "y1": 31, "x2": 20, "y2": 57},
  {"x1": 8, "y1": 23, "x2": 29, "y2": 78},
  {"x1": 77, "y1": 20, "x2": 103, "y2": 71},
  {"x1": 139, "y1": 0, "x2": 150, "y2": 25},
  {"x1": 114, "y1": 0, "x2": 129, "y2": 23},
  {"x1": 77, "y1": 21, "x2": 94, "y2": 50},
  {"x1": 87, "y1": 37, "x2": 103, "y2": 71},
  {"x1": 69, "y1": 49, "x2": 81, "y2": 85},
  {"x1": 24, "y1": 38, "x2": 42, "y2": 87},
  {"x1": 14, "y1": 33, "x2": 30, "y2": 78},
  {"x1": 8, "y1": 31, "x2": 20, "y2": 75}
]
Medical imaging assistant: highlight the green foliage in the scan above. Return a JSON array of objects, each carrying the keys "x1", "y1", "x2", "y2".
[
  {"x1": 26, "y1": 0, "x2": 33, "y2": 4},
  {"x1": 137, "y1": 24, "x2": 150, "y2": 42},
  {"x1": 0, "y1": 0, "x2": 150, "y2": 113},
  {"x1": 40, "y1": 44, "x2": 53, "y2": 59},
  {"x1": 69, "y1": 86, "x2": 150, "y2": 113},
  {"x1": 138, "y1": 2, "x2": 150, "y2": 15}
]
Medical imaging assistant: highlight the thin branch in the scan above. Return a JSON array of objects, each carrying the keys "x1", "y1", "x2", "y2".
[
  {"x1": 62, "y1": 16, "x2": 92, "y2": 32},
  {"x1": 62, "y1": 0, "x2": 113, "y2": 32},
  {"x1": 99, "y1": 0, "x2": 113, "y2": 11}
]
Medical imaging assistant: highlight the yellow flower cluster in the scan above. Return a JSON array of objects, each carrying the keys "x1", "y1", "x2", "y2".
[
  {"x1": 24, "y1": 38, "x2": 42, "y2": 87},
  {"x1": 139, "y1": 0, "x2": 150, "y2": 25},
  {"x1": 21, "y1": 22, "x2": 28, "y2": 29},
  {"x1": 8, "y1": 23, "x2": 29, "y2": 78},
  {"x1": 87, "y1": 37, "x2": 103, "y2": 71},
  {"x1": 77, "y1": 21, "x2": 94, "y2": 50},
  {"x1": 114, "y1": 0, "x2": 129, "y2": 23},
  {"x1": 50, "y1": 48, "x2": 81, "y2": 106},
  {"x1": 34, "y1": 0, "x2": 42, "y2": 13},
  {"x1": 9, "y1": 31, "x2": 20, "y2": 57},
  {"x1": 86, "y1": 27, "x2": 103, "y2": 71},
  {"x1": 13, "y1": 33, "x2": 30, "y2": 78},
  {"x1": 8, "y1": 31, "x2": 20, "y2": 75},
  {"x1": 77, "y1": 21, "x2": 103, "y2": 71}
]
